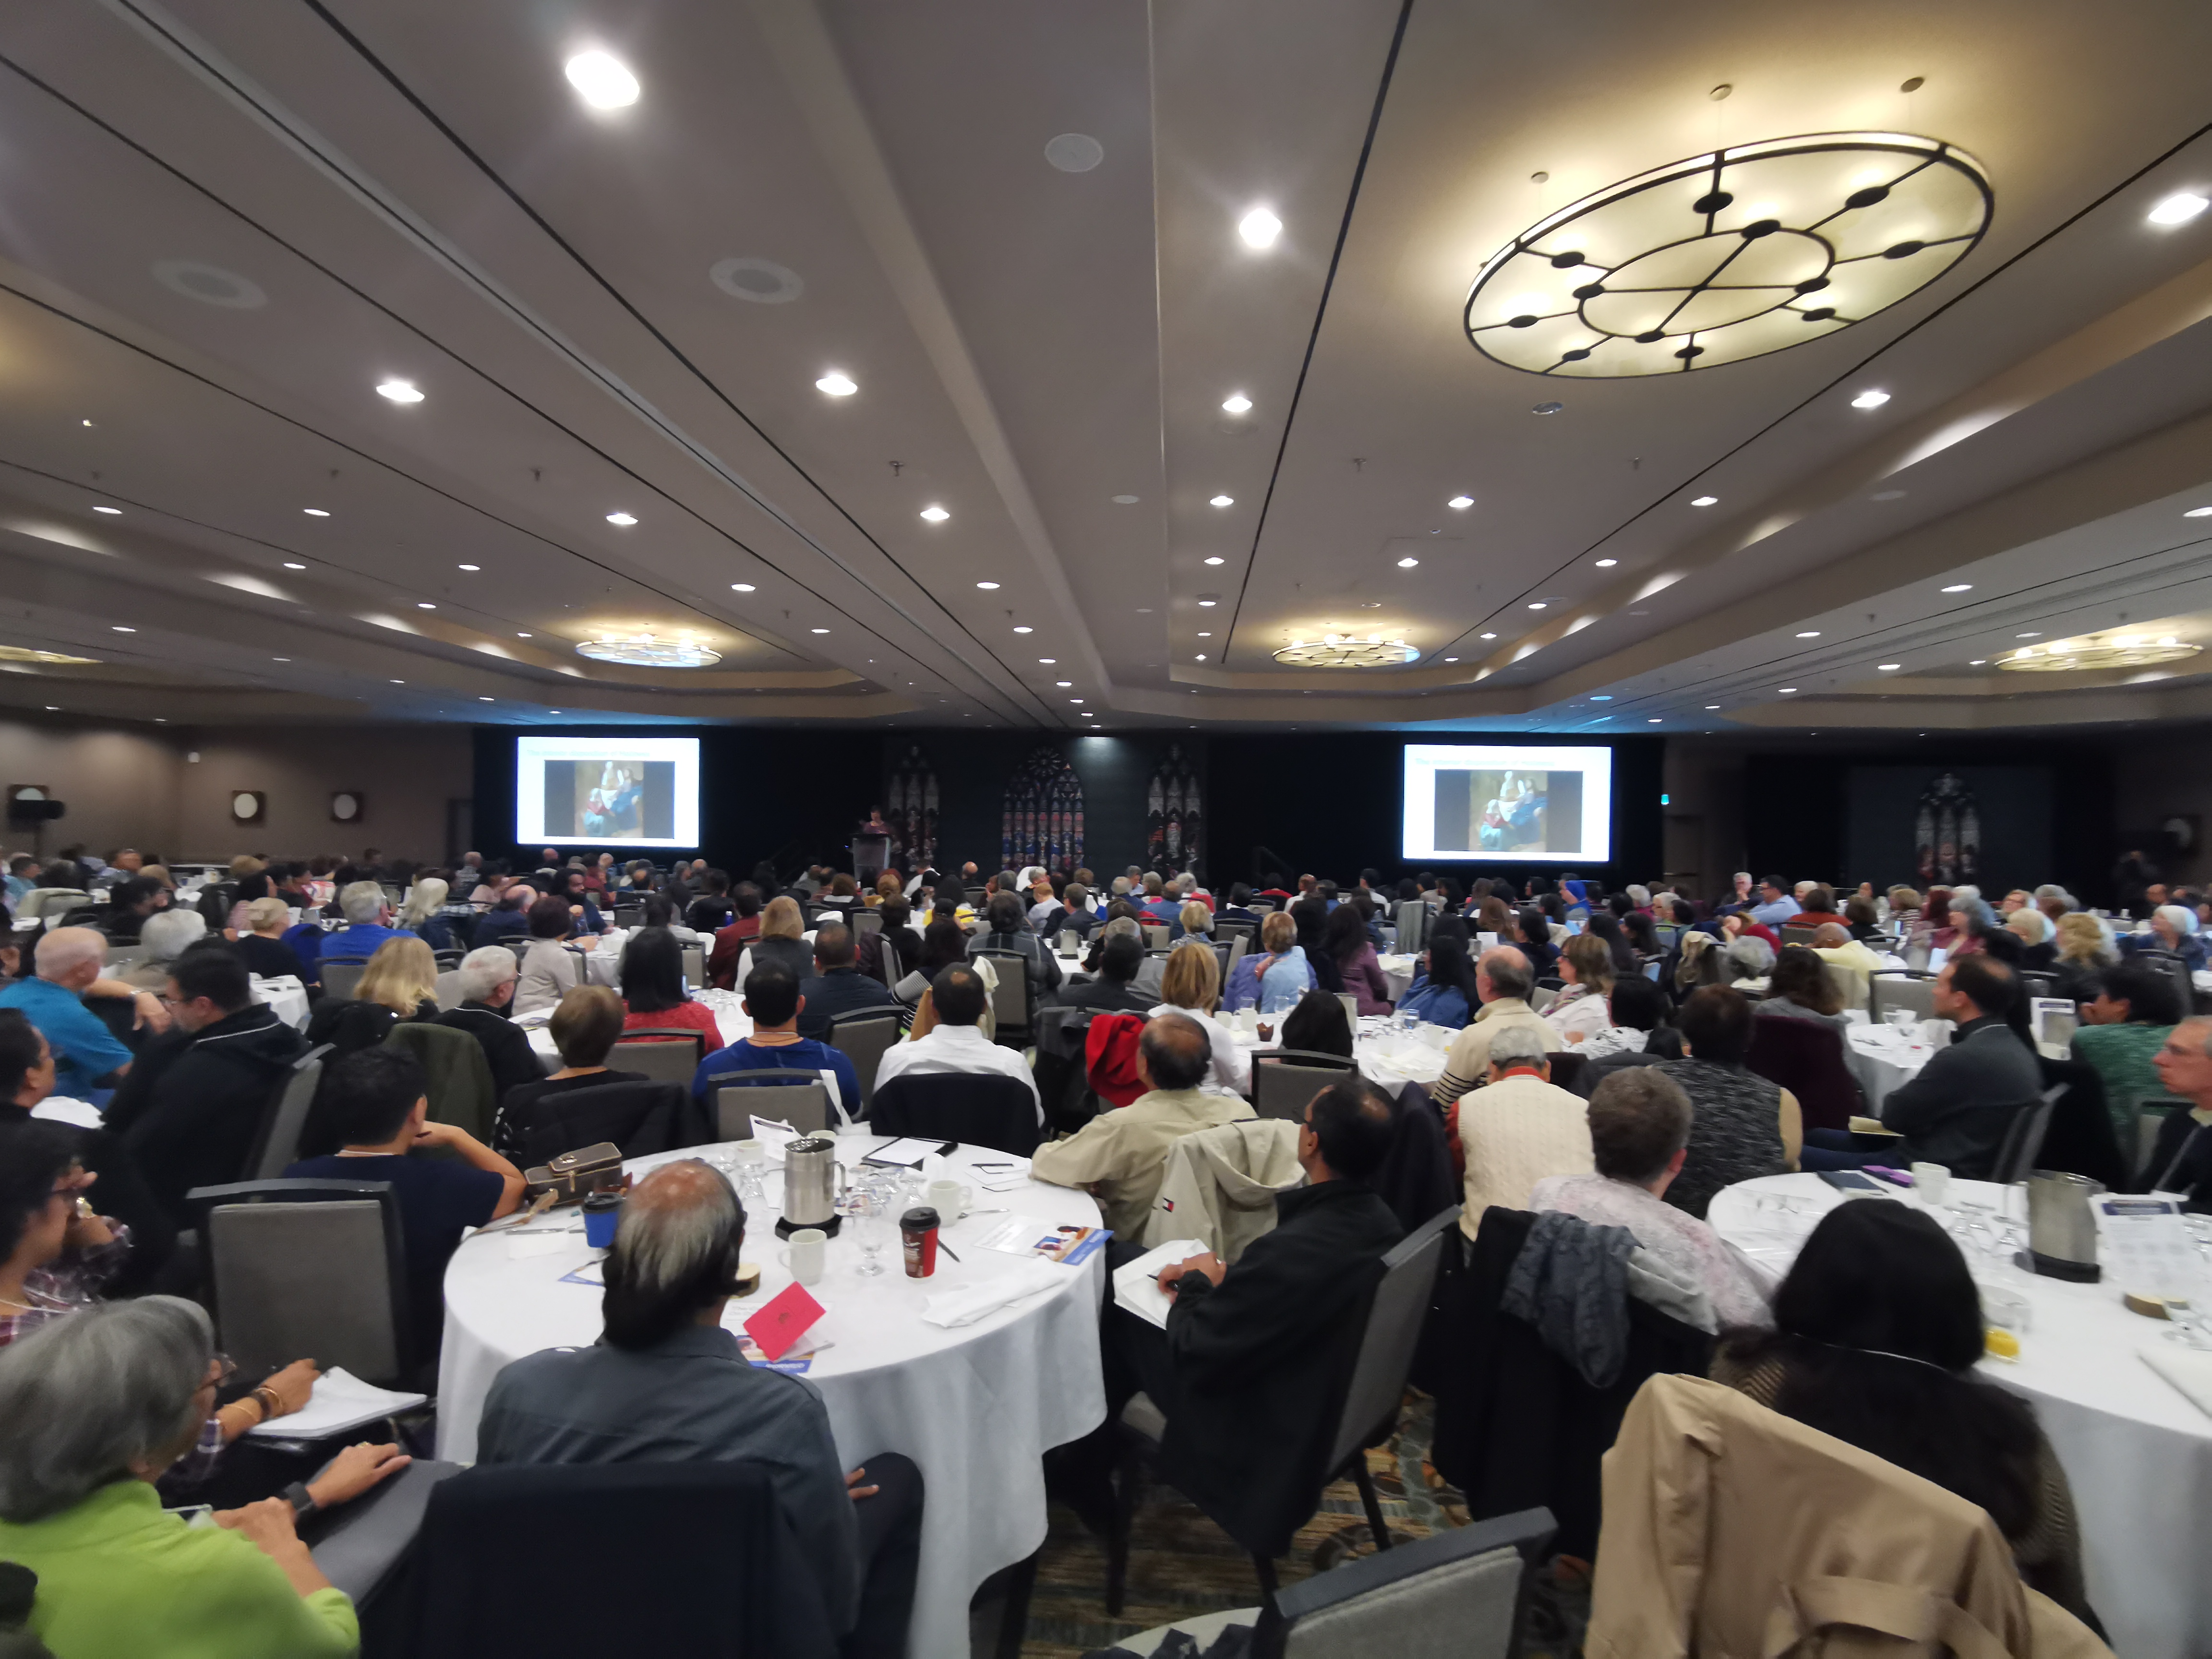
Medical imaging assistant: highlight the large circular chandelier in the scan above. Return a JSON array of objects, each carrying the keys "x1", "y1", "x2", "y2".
[
  {"x1": 1998, "y1": 634, "x2": 2200, "y2": 673},
  {"x1": 1465, "y1": 132, "x2": 1992, "y2": 377},
  {"x1": 575, "y1": 632, "x2": 722, "y2": 668},
  {"x1": 1272, "y1": 635, "x2": 1420, "y2": 668}
]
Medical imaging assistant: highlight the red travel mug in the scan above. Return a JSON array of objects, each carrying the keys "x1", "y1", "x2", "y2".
[{"x1": 900, "y1": 1206, "x2": 941, "y2": 1278}]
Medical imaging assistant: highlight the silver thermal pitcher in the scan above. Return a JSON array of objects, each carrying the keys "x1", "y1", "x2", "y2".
[
  {"x1": 777, "y1": 1136, "x2": 846, "y2": 1238},
  {"x1": 2024, "y1": 1171, "x2": 2103, "y2": 1282}
]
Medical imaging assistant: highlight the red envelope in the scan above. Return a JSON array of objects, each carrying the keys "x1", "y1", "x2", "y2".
[{"x1": 743, "y1": 1282, "x2": 826, "y2": 1363}]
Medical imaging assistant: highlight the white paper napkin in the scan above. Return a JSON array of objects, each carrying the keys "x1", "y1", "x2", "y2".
[
  {"x1": 919, "y1": 1257, "x2": 1065, "y2": 1327},
  {"x1": 2141, "y1": 1342, "x2": 2212, "y2": 1419}
]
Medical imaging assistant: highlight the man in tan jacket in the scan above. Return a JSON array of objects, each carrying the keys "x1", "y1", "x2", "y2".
[
  {"x1": 1431, "y1": 947, "x2": 1564, "y2": 1108},
  {"x1": 1032, "y1": 1012, "x2": 1253, "y2": 1239}
]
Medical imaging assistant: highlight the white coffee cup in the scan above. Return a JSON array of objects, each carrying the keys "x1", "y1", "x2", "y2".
[
  {"x1": 926, "y1": 1178, "x2": 972, "y2": 1220},
  {"x1": 732, "y1": 1140, "x2": 765, "y2": 1169},
  {"x1": 1911, "y1": 1162, "x2": 1949, "y2": 1208},
  {"x1": 778, "y1": 1227, "x2": 827, "y2": 1286}
]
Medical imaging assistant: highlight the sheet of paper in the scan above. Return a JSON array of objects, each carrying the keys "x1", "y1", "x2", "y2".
[
  {"x1": 743, "y1": 1282, "x2": 827, "y2": 1362},
  {"x1": 507, "y1": 1233, "x2": 571, "y2": 1259},
  {"x1": 862, "y1": 1136, "x2": 954, "y2": 1168},
  {"x1": 246, "y1": 1367, "x2": 425, "y2": 1439},
  {"x1": 2096, "y1": 1195, "x2": 2197, "y2": 1297},
  {"x1": 970, "y1": 1216, "x2": 1110, "y2": 1263},
  {"x1": 1112, "y1": 1237, "x2": 1208, "y2": 1331}
]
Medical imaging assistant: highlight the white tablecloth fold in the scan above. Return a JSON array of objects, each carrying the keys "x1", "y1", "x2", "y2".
[{"x1": 922, "y1": 1257, "x2": 1066, "y2": 1327}]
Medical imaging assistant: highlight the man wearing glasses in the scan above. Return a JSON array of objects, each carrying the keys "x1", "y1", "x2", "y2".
[
  {"x1": 2149, "y1": 1020, "x2": 2212, "y2": 1209},
  {"x1": 102, "y1": 942, "x2": 308, "y2": 1230}
]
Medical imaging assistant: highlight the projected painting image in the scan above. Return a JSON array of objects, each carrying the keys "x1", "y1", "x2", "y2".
[
  {"x1": 541, "y1": 758, "x2": 676, "y2": 842},
  {"x1": 1432, "y1": 769, "x2": 1582, "y2": 854}
]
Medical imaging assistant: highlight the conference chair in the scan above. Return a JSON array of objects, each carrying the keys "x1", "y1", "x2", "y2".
[
  {"x1": 1821, "y1": 961, "x2": 1869, "y2": 1014},
  {"x1": 1744, "y1": 1016, "x2": 1861, "y2": 1133},
  {"x1": 611, "y1": 1029, "x2": 708, "y2": 1086},
  {"x1": 849, "y1": 909, "x2": 882, "y2": 938},
  {"x1": 871, "y1": 1071, "x2": 1040, "y2": 1156},
  {"x1": 407, "y1": 1463, "x2": 839, "y2": 1659},
  {"x1": 321, "y1": 961, "x2": 367, "y2": 1001},
  {"x1": 1779, "y1": 926, "x2": 1818, "y2": 948},
  {"x1": 1104, "y1": 1505, "x2": 1554, "y2": 1659},
  {"x1": 1030, "y1": 1007, "x2": 1102, "y2": 1133},
  {"x1": 715, "y1": 1072, "x2": 833, "y2": 1139},
  {"x1": 613, "y1": 903, "x2": 645, "y2": 931},
  {"x1": 184, "y1": 1178, "x2": 414, "y2": 1389},
  {"x1": 823, "y1": 1007, "x2": 902, "y2": 1116},
  {"x1": 18, "y1": 886, "x2": 90, "y2": 921},
  {"x1": 1250, "y1": 1049, "x2": 1359, "y2": 1120},
  {"x1": 1989, "y1": 1084, "x2": 2066, "y2": 1185},
  {"x1": 2129, "y1": 947, "x2": 2200, "y2": 1017},
  {"x1": 384, "y1": 1023, "x2": 497, "y2": 1147},
  {"x1": 681, "y1": 941, "x2": 707, "y2": 988},
  {"x1": 973, "y1": 948, "x2": 1034, "y2": 1046},
  {"x1": 1395, "y1": 901, "x2": 1430, "y2": 955},
  {"x1": 511, "y1": 1080, "x2": 707, "y2": 1167},
  {"x1": 243, "y1": 1044, "x2": 336, "y2": 1180},
  {"x1": 103, "y1": 941, "x2": 149, "y2": 973},
  {"x1": 1869, "y1": 971, "x2": 1937, "y2": 1024},
  {"x1": 432, "y1": 948, "x2": 466, "y2": 971},
  {"x1": 1108, "y1": 1206, "x2": 1461, "y2": 1613},
  {"x1": 1217, "y1": 919, "x2": 1256, "y2": 948},
  {"x1": 1526, "y1": 985, "x2": 1558, "y2": 1014},
  {"x1": 1336, "y1": 992, "x2": 1363, "y2": 1028}
]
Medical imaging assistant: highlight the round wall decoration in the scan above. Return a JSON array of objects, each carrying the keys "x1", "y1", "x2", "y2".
[
  {"x1": 230, "y1": 790, "x2": 265, "y2": 824},
  {"x1": 1464, "y1": 132, "x2": 1992, "y2": 377},
  {"x1": 330, "y1": 791, "x2": 363, "y2": 823}
]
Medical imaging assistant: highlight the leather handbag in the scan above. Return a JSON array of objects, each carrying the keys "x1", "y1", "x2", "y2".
[{"x1": 523, "y1": 1142, "x2": 625, "y2": 1205}]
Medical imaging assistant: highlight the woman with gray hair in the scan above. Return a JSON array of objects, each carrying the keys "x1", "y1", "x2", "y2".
[
  {"x1": 0, "y1": 1298, "x2": 401, "y2": 1653},
  {"x1": 119, "y1": 908, "x2": 208, "y2": 992},
  {"x1": 397, "y1": 876, "x2": 456, "y2": 953}
]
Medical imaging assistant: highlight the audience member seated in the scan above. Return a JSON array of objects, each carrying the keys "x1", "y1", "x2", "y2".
[
  {"x1": 2050, "y1": 911, "x2": 2118, "y2": 1003},
  {"x1": 1748, "y1": 875, "x2": 1801, "y2": 928},
  {"x1": 1531, "y1": 1069, "x2": 1768, "y2": 1328},
  {"x1": 1511, "y1": 905, "x2": 1559, "y2": 978},
  {"x1": 305, "y1": 935, "x2": 441, "y2": 1055},
  {"x1": 1145, "y1": 940, "x2": 1250, "y2": 1097},
  {"x1": 706, "y1": 882, "x2": 765, "y2": 989},
  {"x1": 692, "y1": 964, "x2": 862, "y2": 1125},
  {"x1": 1324, "y1": 903, "x2": 1391, "y2": 1016},
  {"x1": 0, "y1": 930, "x2": 144, "y2": 1103},
  {"x1": 316, "y1": 879, "x2": 409, "y2": 968},
  {"x1": 2124, "y1": 902, "x2": 2208, "y2": 971},
  {"x1": 795, "y1": 924, "x2": 897, "y2": 1040},
  {"x1": 117, "y1": 909, "x2": 208, "y2": 992},
  {"x1": 287, "y1": 1046, "x2": 522, "y2": 1360},
  {"x1": 475, "y1": 1160, "x2": 922, "y2": 1658},
  {"x1": 615, "y1": 926, "x2": 723, "y2": 1050},
  {"x1": 235, "y1": 898, "x2": 309, "y2": 984},
  {"x1": 1789, "y1": 884, "x2": 1847, "y2": 930},
  {"x1": 1431, "y1": 947, "x2": 1564, "y2": 1106},
  {"x1": 1277, "y1": 988, "x2": 1353, "y2": 1058},
  {"x1": 1035, "y1": 881, "x2": 1096, "y2": 943},
  {"x1": 514, "y1": 896, "x2": 590, "y2": 1017},
  {"x1": 493, "y1": 986, "x2": 646, "y2": 1155},
  {"x1": 435, "y1": 946, "x2": 542, "y2": 1106},
  {"x1": 867, "y1": 897, "x2": 926, "y2": 985},
  {"x1": 1396, "y1": 930, "x2": 1480, "y2": 1029},
  {"x1": 1289, "y1": 898, "x2": 1343, "y2": 997},
  {"x1": 1051, "y1": 930, "x2": 1153, "y2": 1016},
  {"x1": 1221, "y1": 910, "x2": 1311, "y2": 1015},
  {"x1": 1134, "y1": 873, "x2": 1180, "y2": 927},
  {"x1": 397, "y1": 876, "x2": 458, "y2": 952},
  {"x1": 1863, "y1": 957, "x2": 2039, "y2": 1179},
  {"x1": 93, "y1": 876, "x2": 167, "y2": 944},
  {"x1": 1174, "y1": 899, "x2": 1212, "y2": 944},
  {"x1": 966, "y1": 891, "x2": 1063, "y2": 996},
  {"x1": 1756, "y1": 945, "x2": 1854, "y2": 1038},
  {"x1": 875, "y1": 964, "x2": 1040, "y2": 1118},
  {"x1": 2003, "y1": 905, "x2": 2059, "y2": 970},
  {"x1": 0, "y1": 1299, "x2": 400, "y2": 1656},
  {"x1": 1103, "y1": 1078, "x2": 1402, "y2": 1555},
  {"x1": 2066, "y1": 961, "x2": 2179, "y2": 1135},
  {"x1": 1542, "y1": 933, "x2": 1618, "y2": 1045},
  {"x1": 1571, "y1": 974, "x2": 1685, "y2": 1081},
  {"x1": 1450, "y1": 1025, "x2": 1594, "y2": 1238},
  {"x1": 1710, "y1": 1200, "x2": 2091, "y2": 1622},
  {"x1": 1648, "y1": 986, "x2": 1797, "y2": 1218},
  {"x1": 473, "y1": 880, "x2": 534, "y2": 945},
  {"x1": 2146, "y1": 1020, "x2": 2212, "y2": 1206},
  {"x1": 1033, "y1": 1012, "x2": 1255, "y2": 1238},
  {"x1": 106, "y1": 944, "x2": 309, "y2": 1229},
  {"x1": 734, "y1": 895, "x2": 814, "y2": 988}
]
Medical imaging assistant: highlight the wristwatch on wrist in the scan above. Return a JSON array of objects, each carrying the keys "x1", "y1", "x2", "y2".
[{"x1": 283, "y1": 1481, "x2": 317, "y2": 1518}]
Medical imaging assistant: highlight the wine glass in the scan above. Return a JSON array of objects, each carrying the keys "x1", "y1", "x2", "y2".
[{"x1": 842, "y1": 1188, "x2": 888, "y2": 1277}]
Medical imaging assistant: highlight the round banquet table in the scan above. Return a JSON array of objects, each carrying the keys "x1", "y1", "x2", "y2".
[
  {"x1": 1842, "y1": 1017, "x2": 1935, "y2": 1114},
  {"x1": 436, "y1": 1134, "x2": 1107, "y2": 1659},
  {"x1": 1709, "y1": 1172, "x2": 2212, "y2": 1659},
  {"x1": 1226, "y1": 1015, "x2": 1450, "y2": 1092},
  {"x1": 523, "y1": 986, "x2": 753, "y2": 1071},
  {"x1": 1377, "y1": 954, "x2": 1419, "y2": 1003}
]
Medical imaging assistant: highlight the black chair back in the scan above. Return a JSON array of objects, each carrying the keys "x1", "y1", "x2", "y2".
[
  {"x1": 1990, "y1": 1083, "x2": 2066, "y2": 1184},
  {"x1": 1031, "y1": 1006, "x2": 1102, "y2": 1133},
  {"x1": 871, "y1": 1071, "x2": 1039, "y2": 1155},
  {"x1": 512, "y1": 1080, "x2": 708, "y2": 1168},
  {"x1": 244, "y1": 1044, "x2": 336, "y2": 1180}
]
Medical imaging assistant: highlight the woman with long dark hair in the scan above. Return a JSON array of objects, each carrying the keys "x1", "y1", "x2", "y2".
[
  {"x1": 1292, "y1": 898, "x2": 1343, "y2": 995},
  {"x1": 1325, "y1": 901, "x2": 1391, "y2": 1016},
  {"x1": 1713, "y1": 1201, "x2": 2091, "y2": 1622},
  {"x1": 616, "y1": 926, "x2": 723, "y2": 1046},
  {"x1": 1399, "y1": 931, "x2": 1481, "y2": 1029},
  {"x1": 1585, "y1": 912, "x2": 1641, "y2": 977}
]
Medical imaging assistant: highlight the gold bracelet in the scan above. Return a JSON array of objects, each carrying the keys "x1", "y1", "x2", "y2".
[{"x1": 250, "y1": 1386, "x2": 280, "y2": 1416}]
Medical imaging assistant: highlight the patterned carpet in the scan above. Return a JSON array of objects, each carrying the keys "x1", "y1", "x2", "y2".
[{"x1": 993, "y1": 1392, "x2": 1476, "y2": 1659}]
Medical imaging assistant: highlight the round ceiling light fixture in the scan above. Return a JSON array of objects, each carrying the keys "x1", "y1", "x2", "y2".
[
  {"x1": 1464, "y1": 132, "x2": 1992, "y2": 377},
  {"x1": 1272, "y1": 636, "x2": 1421, "y2": 668},
  {"x1": 576, "y1": 632, "x2": 722, "y2": 668},
  {"x1": 151, "y1": 258, "x2": 267, "y2": 310},
  {"x1": 709, "y1": 256, "x2": 804, "y2": 304},
  {"x1": 1998, "y1": 633, "x2": 2201, "y2": 673},
  {"x1": 1045, "y1": 133, "x2": 1105, "y2": 173}
]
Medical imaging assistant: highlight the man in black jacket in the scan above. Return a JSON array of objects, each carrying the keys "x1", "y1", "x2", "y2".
[
  {"x1": 1878, "y1": 955, "x2": 2041, "y2": 1178},
  {"x1": 104, "y1": 942, "x2": 308, "y2": 1227},
  {"x1": 794, "y1": 925, "x2": 897, "y2": 1041},
  {"x1": 2148, "y1": 1018, "x2": 2212, "y2": 1209},
  {"x1": 435, "y1": 946, "x2": 542, "y2": 1107},
  {"x1": 1049, "y1": 932, "x2": 1152, "y2": 1016},
  {"x1": 1108, "y1": 1076, "x2": 1403, "y2": 1559}
]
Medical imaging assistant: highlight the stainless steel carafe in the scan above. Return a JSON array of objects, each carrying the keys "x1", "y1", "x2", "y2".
[
  {"x1": 778, "y1": 1136, "x2": 845, "y2": 1238},
  {"x1": 2025, "y1": 1171, "x2": 2103, "y2": 1282}
]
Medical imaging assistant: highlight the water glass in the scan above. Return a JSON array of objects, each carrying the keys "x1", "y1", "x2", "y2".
[{"x1": 841, "y1": 1189, "x2": 888, "y2": 1277}]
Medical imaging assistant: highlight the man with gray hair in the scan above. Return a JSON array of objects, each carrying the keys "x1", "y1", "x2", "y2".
[
  {"x1": 433, "y1": 946, "x2": 540, "y2": 1103},
  {"x1": 476, "y1": 1160, "x2": 923, "y2": 1657},
  {"x1": 1431, "y1": 945, "x2": 1564, "y2": 1107},
  {"x1": 2146, "y1": 1020, "x2": 2212, "y2": 1208},
  {"x1": 1452, "y1": 1023, "x2": 1592, "y2": 1238},
  {"x1": 316, "y1": 880, "x2": 407, "y2": 968},
  {"x1": 0, "y1": 928, "x2": 140, "y2": 1101}
]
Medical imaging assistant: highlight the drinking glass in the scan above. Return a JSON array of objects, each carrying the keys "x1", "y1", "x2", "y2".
[{"x1": 841, "y1": 1189, "x2": 888, "y2": 1277}]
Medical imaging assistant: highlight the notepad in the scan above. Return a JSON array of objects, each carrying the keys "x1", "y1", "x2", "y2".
[
  {"x1": 862, "y1": 1136, "x2": 956, "y2": 1169},
  {"x1": 247, "y1": 1368, "x2": 425, "y2": 1439},
  {"x1": 1112, "y1": 1238, "x2": 1208, "y2": 1330}
]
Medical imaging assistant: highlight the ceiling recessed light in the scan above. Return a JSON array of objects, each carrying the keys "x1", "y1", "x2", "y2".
[
  {"x1": 1013, "y1": 625, "x2": 1033, "y2": 634},
  {"x1": 1196, "y1": 632, "x2": 1212, "y2": 637},
  {"x1": 517, "y1": 632, "x2": 533, "y2": 638},
  {"x1": 1056, "y1": 680, "x2": 1072, "y2": 687},
  {"x1": 1221, "y1": 393, "x2": 1252, "y2": 414},
  {"x1": 1877, "y1": 663, "x2": 1904, "y2": 671},
  {"x1": 605, "y1": 511, "x2": 637, "y2": 526},
  {"x1": 375, "y1": 379, "x2": 423, "y2": 403},
  {"x1": 1480, "y1": 632, "x2": 1497, "y2": 640},
  {"x1": 1706, "y1": 704, "x2": 1720, "y2": 709},
  {"x1": 1595, "y1": 558, "x2": 1618, "y2": 567},
  {"x1": 479, "y1": 696, "x2": 494, "y2": 702},
  {"x1": 1648, "y1": 717, "x2": 1663, "y2": 723},
  {"x1": 1197, "y1": 599, "x2": 1216, "y2": 607},
  {"x1": 1203, "y1": 556, "x2": 1225, "y2": 566},
  {"x1": 1447, "y1": 494, "x2": 1474, "y2": 510},
  {"x1": 1796, "y1": 630, "x2": 1820, "y2": 638},
  {"x1": 1590, "y1": 695, "x2": 1613, "y2": 701},
  {"x1": 1941, "y1": 583, "x2": 1973, "y2": 593},
  {"x1": 1850, "y1": 389, "x2": 1891, "y2": 409},
  {"x1": 272, "y1": 656, "x2": 290, "y2": 661},
  {"x1": 302, "y1": 507, "x2": 330, "y2": 517},
  {"x1": 1443, "y1": 656, "x2": 1457, "y2": 662},
  {"x1": 2185, "y1": 506, "x2": 2212, "y2": 518},
  {"x1": 2016, "y1": 631, "x2": 2041, "y2": 638},
  {"x1": 1208, "y1": 494, "x2": 1234, "y2": 508},
  {"x1": 810, "y1": 627, "x2": 830, "y2": 634},
  {"x1": 1195, "y1": 655, "x2": 1206, "y2": 661},
  {"x1": 920, "y1": 505, "x2": 950, "y2": 523},
  {"x1": 1238, "y1": 207, "x2": 1282, "y2": 249},
  {"x1": 1070, "y1": 697, "x2": 1084, "y2": 704},
  {"x1": 1531, "y1": 402, "x2": 1564, "y2": 415},
  {"x1": 731, "y1": 583, "x2": 756, "y2": 592},
  {"x1": 390, "y1": 678, "x2": 405, "y2": 684},
  {"x1": 42, "y1": 707, "x2": 56, "y2": 712},
  {"x1": 111, "y1": 625, "x2": 135, "y2": 633},
  {"x1": 91, "y1": 505, "x2": 121, "y2": 515},
  {"x1": 2148, "y1": 191, "x2": 2210, "y2": 226},
  {"x1": 1779, "y1": 686, "x2": 1797, "y2": 693},
  {"x1": 974, "y1": 581, "x2": 1000, "y2": 590},
  {"x1": 417, "y1": 602, "x2": 436, "y2": 610},
  {"x1": 1690, "y1": 495, "x2": 1719, "y2": 507},
  {"x1": 1396, "y1": 557, "x2": 1419, "y2": 568},
  {"x1": 564, "y1": 48, "x2": 640, "y2": 109},
  {"x1": 1111, "y1": 494, "x2": 1140, "y2": 505},
  {"x1": 815, "y1": 372, "x2": 858, "y2": 397},
  {"x1": 282, "y1": 561, "x2": 306, "y2": 570},
  {"x1": 1528, "y1": 602, "x2": 1547, "y2": 610},
  {"x1": 1969, "y1": 658, "x2": 1987, "y2": 665}
]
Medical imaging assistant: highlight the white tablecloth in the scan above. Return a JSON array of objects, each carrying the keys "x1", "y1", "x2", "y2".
[
  {"x1": 250, "y1": 975, "x2": 310, "y2": 1032},
  {"x1": 1844, "y1": 1020, "x2": 1935, "y2": 1113},
  {"x1": 1226, "y1": 1016, "x2": 1449, "y2": 1091},
  {"x1": 1710, "y1": 1173, "x2": 2212, "y2": 1659},
  {"x1": 1378, "y1": 954, "x2": 1419, "y2": 1003},
  {"x1": 524, "y1": 988, "x2": 753, "y2": 1071},
  {"x1": 436, "y1": 1136, "x2": 1106, "y2": 1659}
]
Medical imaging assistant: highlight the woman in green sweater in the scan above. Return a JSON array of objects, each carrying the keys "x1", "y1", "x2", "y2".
[{"x1": 0, "y1": 1298, "x2": 361, "y2": 1658}]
